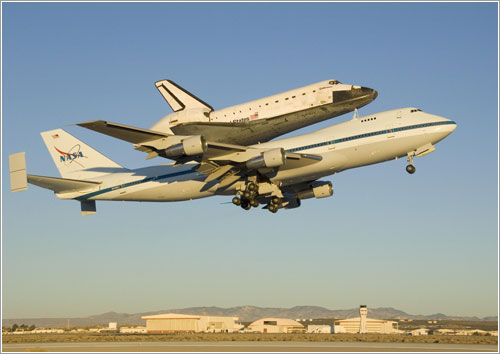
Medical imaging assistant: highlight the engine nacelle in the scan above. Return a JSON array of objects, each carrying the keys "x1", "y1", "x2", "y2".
[
  {"x1": 297, "y1": 181, "x2": 333, "y2": 200},
  {"x1": 162, "y1": 135, "x2": 207, "y2": 159},
  {"x1": 246, "y1": 148, "x2": 286, "y2": 170}
]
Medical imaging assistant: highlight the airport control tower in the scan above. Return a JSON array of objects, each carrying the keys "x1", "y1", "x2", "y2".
[{"x1": 359, "y1": 305, "x2": 368, "y2": 334}]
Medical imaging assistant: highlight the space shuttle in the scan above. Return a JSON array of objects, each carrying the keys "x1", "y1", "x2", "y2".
[{"x1": 150, "y1": 79, "x2": 378, "y2": 145}]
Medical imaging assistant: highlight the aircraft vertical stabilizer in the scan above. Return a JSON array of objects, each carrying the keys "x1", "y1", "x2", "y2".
[
  {"x1": 40, "y1": 129, "x2": 124, "y2": 180},
  {"x1": 155, "y1": 80, "x2": 213, "y2": 112}
]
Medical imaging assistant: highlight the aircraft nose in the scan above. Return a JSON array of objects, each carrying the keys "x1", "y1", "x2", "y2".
[
  {"x1": 430, "y1": 116, "x2": 457, "y2": 140},
  {"x1": 450, "y1": 121, "x2": 457, "y2": 132},
  {"x1": 332, "y1": 86, "x2": 378, "y2": 107},
  {"x1": 361, "y1": 87, "x2": 378, "y2": 99},
  {"x1": 360, "y1": 86, "x2": 378, "y2": 100},
  {"x1": 448, "y1": 120, "x2": 457, "y2": 135},
  {"x1": 350, "y1": 86, "x2": 378, "y2": 101}
]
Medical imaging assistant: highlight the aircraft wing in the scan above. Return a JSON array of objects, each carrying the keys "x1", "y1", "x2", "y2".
[
  {"x1": 77, "y1": 120, "x2": 247, "y2": 159},
  {"x1": 77, "y1": 119, "x2": 320, "y2": 166},
  {"x1": 77, "y1": 120, "x2": 170, "y2": 144},
  {"x1": 77, "y1": 119, "x2": 322, "y2": 190}
]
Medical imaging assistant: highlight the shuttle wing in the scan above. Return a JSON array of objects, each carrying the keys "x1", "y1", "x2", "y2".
[{"x1": 170, "y1": 105, "x2": 358, "y2": 146}]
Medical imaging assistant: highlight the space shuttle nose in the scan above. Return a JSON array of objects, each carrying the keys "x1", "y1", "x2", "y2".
[
  {"x1": 331, "y1": 85, "x2": 378, "y2": 110},
  {"x1": 361, "y1": 87, "x2": 378, "y2": 100}
]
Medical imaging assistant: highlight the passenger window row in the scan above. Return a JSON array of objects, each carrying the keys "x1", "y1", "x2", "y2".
[{"x1": 287, "y1": 121, "x2": 452, "y2": 153}]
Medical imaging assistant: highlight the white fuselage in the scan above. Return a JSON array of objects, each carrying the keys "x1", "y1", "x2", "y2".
[
  {"x1": 63, "y1": 108, "x2": 456, "y2": 202},
  {"x1": 151, "y1": 80, "x2": 375, "y2": 136}
]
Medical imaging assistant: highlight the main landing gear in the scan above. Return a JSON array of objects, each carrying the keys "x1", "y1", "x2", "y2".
[
  {"x1": 232, "y1": 182, "x2": 283, "y2": 214},
  {"x1": 406, "y1": 153, "x2": 416, "y2": 174},
  {"x1": 267, "y1": 197, "x2": 282, "y2": 214},
  {"x1": 232, "y1": 182, "x2": 260, "y2": 211}
]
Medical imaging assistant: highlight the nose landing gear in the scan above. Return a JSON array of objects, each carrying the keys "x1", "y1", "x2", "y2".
[
  {"x1": 406, "y1": 164, "x2": 416, "y2": 174},
  {"x1": 406, "y1": 153, "x2": 416, "y2": 174}
]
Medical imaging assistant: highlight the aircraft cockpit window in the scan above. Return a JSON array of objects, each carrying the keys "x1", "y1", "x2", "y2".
[
  {"x1": 410, "y1": 109, "x2": 423, "y2": 113},
  {"x1": 329, "y1": 80, "x2": 340, "y2": 85}
]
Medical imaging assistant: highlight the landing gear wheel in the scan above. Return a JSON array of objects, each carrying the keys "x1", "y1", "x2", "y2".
[
  {"x1": 243, "y1": 191, "x2": 251, "y2": 199},
  {"x1": 247, "y1": 183, "x2": 258, "y2": 192},
  {"x1": 250, "y1": 199, "x2": 259, "y2": 208},
  {"x1": 241, "y1": 199, "x2": 251, "y2": 210},
  {"x1": 271, "y1": 197, "x2": 281, "y2": 205},
  {"x1": 268, "y1": 205, "x2": 278, "y2": 213},
  {"x1": 406, "y1": 164, "x2": 416, "y2": 174},
  {"x1": 232, "y1": 196, "x2": 241, "y2": 206}
]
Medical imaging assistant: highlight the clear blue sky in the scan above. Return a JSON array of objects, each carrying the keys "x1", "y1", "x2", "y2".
[{"x1": 2, "y1": 2, "x2": 498, "y2": 319}]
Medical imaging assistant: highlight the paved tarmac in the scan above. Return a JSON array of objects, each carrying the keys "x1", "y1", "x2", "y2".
[{"x1": 2, "y1": 341, "x2": 498, "y2": 352}]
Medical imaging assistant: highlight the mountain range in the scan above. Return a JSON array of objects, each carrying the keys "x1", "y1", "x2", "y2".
[{"x1": 2, "y1": 306, "x2": 497, "y2": 328}]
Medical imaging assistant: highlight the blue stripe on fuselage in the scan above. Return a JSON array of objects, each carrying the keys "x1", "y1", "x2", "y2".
[
  {"x1": 76, "y1": 120, "x2": 456, "y2": 200},
  {"x1": 75, "y1": 169, "x2": 197, "y2": 200},
  {"x1": 286, "y1": 120, "x2": 456, "y2": 153}
]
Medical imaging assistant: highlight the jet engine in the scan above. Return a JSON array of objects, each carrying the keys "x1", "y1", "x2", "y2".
[
  {"x1": 161, "y1": 135, "x2": 207, "y2": 159},
  {"x1": 297, "y1": 181, "x2": 333, "y2": 199},
  {"x1": 246, "y1": 148, "x2": 286, "y2": 170}
]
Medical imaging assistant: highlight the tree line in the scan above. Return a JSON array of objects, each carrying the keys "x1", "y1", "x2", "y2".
[{"x1": 2, "y1": 324, "x2": 36, "y2": 332}]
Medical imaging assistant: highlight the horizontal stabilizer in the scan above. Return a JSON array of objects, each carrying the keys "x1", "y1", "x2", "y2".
[
  {"x1": 9, "y1": 152, "x2": 28, "y2": 192},
  {"x1": 155, "y1": 80, "x2": 213, "y2": 112},
  {"x1": 77, "y1": 120, "x2": 169, "y2": 144},
  {"x1": 27, "y1": 174, "x2": 101, "y2": 194}
]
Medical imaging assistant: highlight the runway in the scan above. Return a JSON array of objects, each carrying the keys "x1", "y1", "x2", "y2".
[{"x1": 2, "y1": 341, "x2": 498, "y2": 352}]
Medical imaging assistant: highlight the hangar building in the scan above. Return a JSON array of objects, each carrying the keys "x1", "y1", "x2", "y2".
[
  {"x1": 247, "y1": 318, "x2": 305, "y2": 333},
  {"x1": 333, "y1": 305, "x2": 400, "y2": 334},
  {"x1": 141, "y1": 313, "x2": 242, "y2": 333}
]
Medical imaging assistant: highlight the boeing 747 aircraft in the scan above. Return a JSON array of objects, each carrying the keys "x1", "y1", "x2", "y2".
[
  {"x1": 150, "y1": 79, "x2": 377, "y2": 145},
  {"x1": 10, "y1": 108, "x2": 456, "y2": 214}
]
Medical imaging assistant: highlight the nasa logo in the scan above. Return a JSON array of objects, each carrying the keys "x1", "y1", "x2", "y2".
[{"x1": 54, "y1": 146, "x2": 87, "y2": 167}]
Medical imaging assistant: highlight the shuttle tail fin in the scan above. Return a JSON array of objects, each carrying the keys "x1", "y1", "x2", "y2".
[
  {"x1": 155, "y1": 80, "x2": 213, "y2": 112},
  {"x1": 40, "y1": 129, "x2": 124, "y2": 180}
]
